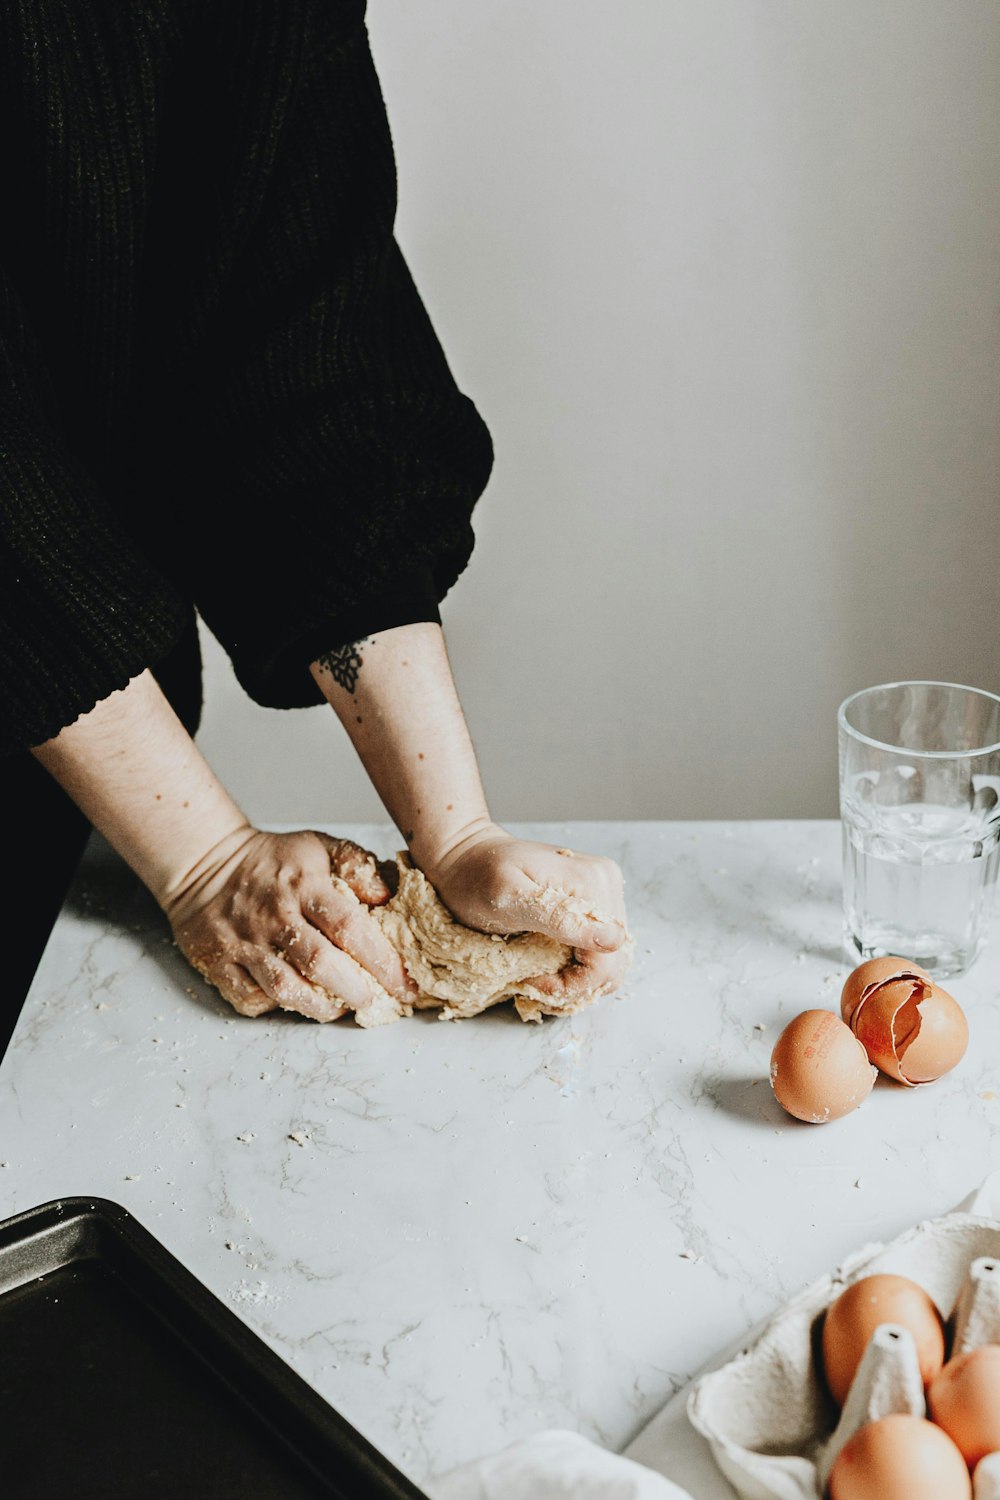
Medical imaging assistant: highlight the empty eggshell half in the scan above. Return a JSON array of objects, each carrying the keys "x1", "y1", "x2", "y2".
[
  {"x1": 840, "y1": 956, "x2": 932, "y2": 1030},
  {"x1": 848, "y1": 976, "x2": 969, "y2": 1086},
  {"x1": 770, "y1": 1010, "x2": 877, "y2": 1124}
]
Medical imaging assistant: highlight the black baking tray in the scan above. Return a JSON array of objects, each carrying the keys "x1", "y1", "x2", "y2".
[{"x1": 0, "y1": 1197, "x2": 429, "y2": 1499}]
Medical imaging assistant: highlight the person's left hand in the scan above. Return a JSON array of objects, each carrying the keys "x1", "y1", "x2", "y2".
[{"x1": 422, "y1": 823, "x2": 630, "y2": 1004}]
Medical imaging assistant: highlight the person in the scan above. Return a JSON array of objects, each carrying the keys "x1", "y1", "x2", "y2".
[{"x1": 2, "y1": 0, "x2": 629, "y2": 1028}]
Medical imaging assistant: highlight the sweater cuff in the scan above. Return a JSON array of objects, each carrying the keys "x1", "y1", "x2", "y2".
[{"x1": 296, "y1": 565, "x2": 442, "y2": 689}]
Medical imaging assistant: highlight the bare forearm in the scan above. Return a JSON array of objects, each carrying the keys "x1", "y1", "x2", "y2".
[
  {"x1": 310, "y1": 623, "x2": 491, "y2": 875},
  {"x1": 31, "y1": 670, "x2": 251, "y2": 906},
  {"x1": 311, "y1": 623, "x2": 629, "y2": 989},
  {"x1": 31, "y1": 671, "x2": 424, "y2": 1022}
]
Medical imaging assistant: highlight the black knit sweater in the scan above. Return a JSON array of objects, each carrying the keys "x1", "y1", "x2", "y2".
[{"x1": 0, "y1": 0, "x2": 494, "y2": 753}]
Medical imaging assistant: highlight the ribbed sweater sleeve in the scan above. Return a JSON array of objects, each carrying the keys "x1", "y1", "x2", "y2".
[
  {"x1": 0, "y1": 0, "x2": 493, "y2": 736},
  {"x1": 161, "y1": 7, "x2": 494, "y2": 707},
  {"x1": 0, "y1": 266, "x2": 191, "y2": 752}
]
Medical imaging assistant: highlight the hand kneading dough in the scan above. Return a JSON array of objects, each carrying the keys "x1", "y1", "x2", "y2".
[{"x1": 328, "y1": 853, "x2": 630, "y2": 1028}]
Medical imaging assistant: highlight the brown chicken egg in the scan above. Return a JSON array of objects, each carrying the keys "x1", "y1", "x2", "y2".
[
  {"x1": 827, "y1": 1414, "x2": 971, "y2": 1499},
  {"x1": 928, "y1": 1345, "x2": 1000, "y2": 1469},
  {"x1": 821, "y1": 1273, "x2": 946, "y2": 1406},
  {"x1": 847, "y1": 975, "x2": 968, "y2": 1086},
  {"x1": 769, "y1": 1009, "x2": 876, "y2": 1124},
  {"x1": 840, "y1": 955, "x2": 932, "y2": 1029}
]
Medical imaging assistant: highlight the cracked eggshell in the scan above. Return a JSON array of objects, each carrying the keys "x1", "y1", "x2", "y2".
[
  {"x1": 687, "y1": 1210, "x2": 1000, "y2": 1500},
  {"x1": 770, "y1": 1010, "x2": 877, "y2": 1124},
  {"x1": 849, "y1": 977, "x2": 969, "y2": 1086},
  {"x1": 840, "y1": 956, "x2": 932, "y2": 1030}
]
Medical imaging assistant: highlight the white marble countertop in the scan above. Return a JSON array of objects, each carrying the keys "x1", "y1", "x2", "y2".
[{"x1": 2, "y1": 820, "x2": 999, "y2": 1494}]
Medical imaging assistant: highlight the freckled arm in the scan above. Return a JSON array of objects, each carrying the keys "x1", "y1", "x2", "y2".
[
  {"x1": 310, "y1": 622, "x2": 492, "y2": 877},
  {"x1": 31, "y1": 671, "x2": 419, "y2": 1021},
  {"x1": 31, "y1": 669, "x2": 253, "y2": 907}
]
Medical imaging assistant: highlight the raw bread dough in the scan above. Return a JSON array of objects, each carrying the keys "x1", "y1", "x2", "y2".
[{"x1": 330, "y1": 853, "x2": 630, "y2": 1028}]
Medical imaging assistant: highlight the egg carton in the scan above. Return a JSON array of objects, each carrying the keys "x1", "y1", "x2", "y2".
[{"x1": 687, "y1": 1177, "x2": 1000, "y2": 1500}]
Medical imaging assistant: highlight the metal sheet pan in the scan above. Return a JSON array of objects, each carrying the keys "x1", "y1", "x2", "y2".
[{"x1": 0, "y1": 1196, "x2": 430, "y2": 1500}]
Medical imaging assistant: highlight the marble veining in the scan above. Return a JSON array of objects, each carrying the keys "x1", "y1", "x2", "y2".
[{"x1": 1, "y1": 820, "x2": 999, "y2": 1493}]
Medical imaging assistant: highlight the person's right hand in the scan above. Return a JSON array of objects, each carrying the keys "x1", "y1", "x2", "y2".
[{"x1": 163, "y1": 829, "x2": 417, "y2": 1021}]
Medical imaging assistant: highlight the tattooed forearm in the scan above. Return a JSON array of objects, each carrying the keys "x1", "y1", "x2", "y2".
[{"x1": 316, "y1": 639, "x2": 367, "y2": 694}]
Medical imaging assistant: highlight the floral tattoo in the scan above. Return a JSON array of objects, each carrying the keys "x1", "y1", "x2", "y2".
[{"x1": 317, "y1": 639, "x2": 367, "y2": 693}]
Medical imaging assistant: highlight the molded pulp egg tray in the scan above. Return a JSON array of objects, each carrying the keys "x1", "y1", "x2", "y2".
[{"x1": 687, "y1": 1175, "x2": 1000, "y2": 1500}]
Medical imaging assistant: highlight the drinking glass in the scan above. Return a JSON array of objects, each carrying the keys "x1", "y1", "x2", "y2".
[{"x1": 838, "y1": 680, "x2": 1000, "y2": 978}]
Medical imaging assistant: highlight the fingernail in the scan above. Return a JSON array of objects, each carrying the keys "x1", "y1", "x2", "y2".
[{"x1": 593, "y1": 923, "x2": 625, "y2": 951}]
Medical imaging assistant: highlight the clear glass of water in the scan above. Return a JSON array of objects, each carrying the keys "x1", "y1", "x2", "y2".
[{"x1": 838, "y1": 680, "x2": 1000, "y2": 978}]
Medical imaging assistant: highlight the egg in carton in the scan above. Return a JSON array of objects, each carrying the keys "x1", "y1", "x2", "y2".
[{"x1": 687, "y1": 1190, "x2": 1000, "y2": 1500}]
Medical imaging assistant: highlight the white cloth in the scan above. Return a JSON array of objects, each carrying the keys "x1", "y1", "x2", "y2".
[{"x1": 428, "y1": 1428, "x2": 695, "y2": 1499}]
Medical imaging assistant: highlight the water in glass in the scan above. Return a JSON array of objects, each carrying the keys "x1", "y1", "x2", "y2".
[{"x1": 841, "y1": 773, "x2": 1000, "y2": 977}]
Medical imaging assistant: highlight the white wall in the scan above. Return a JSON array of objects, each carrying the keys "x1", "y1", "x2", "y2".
[{"x1": 195, "y1": 0, "x2": 1000, "y2": 827}]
